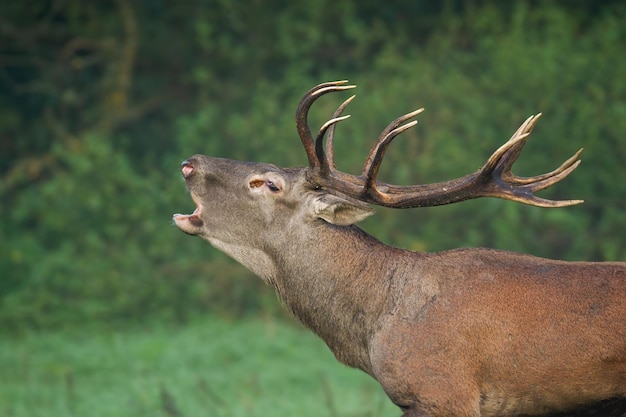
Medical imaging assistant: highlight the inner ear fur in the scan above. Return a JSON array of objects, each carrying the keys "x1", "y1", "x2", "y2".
[{"x1": 312, "y1": 194, "x2": 374, "y2": 226}]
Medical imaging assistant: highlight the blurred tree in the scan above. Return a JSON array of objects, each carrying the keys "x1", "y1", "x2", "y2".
[{"x1": 1, "y1": 0, "x2": 624, "y2": 331}]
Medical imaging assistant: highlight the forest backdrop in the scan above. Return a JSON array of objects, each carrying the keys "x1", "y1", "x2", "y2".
[{"x1": 2, "y1": 0, "x2": 625, "y2": 332}]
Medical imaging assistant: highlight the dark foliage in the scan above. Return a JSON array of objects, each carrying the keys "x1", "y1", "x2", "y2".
[{"x1": 1, "y1": 1, "x2": 624, "y2": 331}]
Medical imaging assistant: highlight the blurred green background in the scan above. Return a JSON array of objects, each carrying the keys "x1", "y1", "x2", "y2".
[{"x1": 1, "y1": 1, "x2": 625, "y2": 415}]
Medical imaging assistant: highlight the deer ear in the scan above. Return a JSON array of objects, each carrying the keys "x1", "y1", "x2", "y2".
[{"x1": 312, "y1": 194, "x2": 375, "y2": 226}]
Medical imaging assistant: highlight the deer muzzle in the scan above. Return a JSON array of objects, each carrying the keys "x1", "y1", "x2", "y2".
[{"x1": 181, "y1": 159, "x2": 194, "y2": 178}]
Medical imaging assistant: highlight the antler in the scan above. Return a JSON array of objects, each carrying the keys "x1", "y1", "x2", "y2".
[
  {"x1": 296, "y1": 81, "x2": 583, "y2": 209},
  {"x1": 296, "y1": 80, "x2": 357, "y2": 170}
]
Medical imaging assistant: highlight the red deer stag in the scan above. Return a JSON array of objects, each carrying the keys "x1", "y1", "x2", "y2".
[{"x1": 173, "y1": 81, "x2": 626, "y2": 417}]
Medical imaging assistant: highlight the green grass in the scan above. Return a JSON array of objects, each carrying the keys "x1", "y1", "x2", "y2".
[{"x1": 0, "y1": 317, "x2": 398, "y2": 417}]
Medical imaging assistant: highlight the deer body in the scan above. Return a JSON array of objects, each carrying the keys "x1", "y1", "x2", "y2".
[{"x1": 173, "y1": 82, "x2": 626, "y2": 417}]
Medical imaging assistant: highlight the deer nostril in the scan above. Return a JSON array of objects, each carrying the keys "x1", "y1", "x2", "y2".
[{"x1": 181, "y1": 160, "x2": 194, "y2": 178}]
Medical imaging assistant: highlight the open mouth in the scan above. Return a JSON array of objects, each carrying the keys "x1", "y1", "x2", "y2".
[{"x1": 173, "y1": 193, "x2": 204, "y2": 232}]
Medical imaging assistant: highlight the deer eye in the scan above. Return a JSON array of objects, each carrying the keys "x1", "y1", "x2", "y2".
[{"x1": 266, "y1": 180, "x2": 280, "y2": 192}]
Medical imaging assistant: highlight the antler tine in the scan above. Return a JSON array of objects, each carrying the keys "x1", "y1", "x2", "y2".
[
  {"x1": 526, "y1": 158, "x2": 582, "y2": 194},
  {"x1": 515, "y1": 148, "x2": 583, "y2": 185},
  {"x1": 315, "y1": 114, "x2": 351, "y2": 174},
  {"x1": 363, "y1": 107, "x2": 424, "y2": 193},
  {"x1": 483, "y1": 114, "x2": 538, "y2": 173},
  {"x1": 296, "y1": 81, "x2": 356, "y2": 168},
  {"x1": 325, "y1": 94, "x2": 356, "y2": 172},
  {"x1": 375, "y1": 108, "x2": 426, "y2": 147},
  {"x1": 362, "y1": 109, "x2": 424, "y2": 193}
]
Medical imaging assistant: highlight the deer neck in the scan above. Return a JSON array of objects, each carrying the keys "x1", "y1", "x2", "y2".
[
  {"x1": 205, "y1": 222, "x2": 433, "y2": 373},
  {"x1": 265, "y1": 223, "x2": 401, "y2": 373}
]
